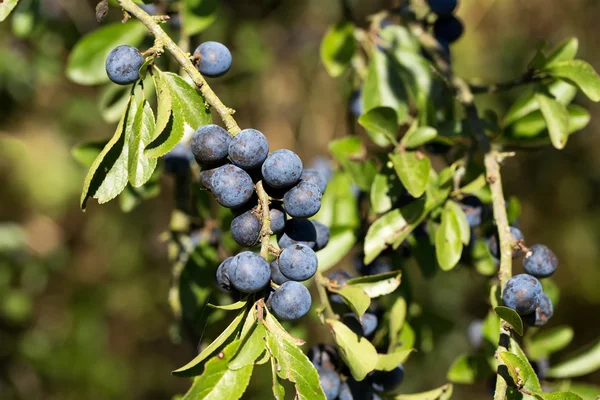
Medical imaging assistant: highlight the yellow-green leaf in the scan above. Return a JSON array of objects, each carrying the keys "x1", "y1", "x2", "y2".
[
  {"x1": 320, "y1": 21, "x2": 356, "y2": 78},
  {"x1": 327, "y1": 319, "x2": 378, "y2": 381}
]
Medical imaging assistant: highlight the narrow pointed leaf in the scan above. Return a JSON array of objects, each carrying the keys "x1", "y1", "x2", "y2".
[
  {"x1": 435, "y1": 202, "x2": 463, "y2": 271},
  {"x1": 346, "y1": 271, "x2": 402, "y2": 298},
  {"x1": 376, "y1": 348, "x2": 414, "y2": 371},
  {"x1": 528, "y1": 326, "x2": 574, "y2": 360},
  {"x1": 208, "y1": 299, "x2": 248, "y2": 310},
  {"x1": 128, "y1": 100, "x2": 157, "y2": 187},
  {"x1": 545, "y1": 60, "x2": 600, "y2": 102},
  {"x1": 535, "y1": 93, "x2": 570, "y2": 149},
  {"x1": 327, "y1": 319, "x2": 378, "y2": 381},
  {"x1": 229, "y1": 323, "x2": 267, "y2": 370},
  {"x1": 392, "y1": 384, "x2": 453, "y2": 400},
  {"x1": 499, "y1": 352, "x2": 542, "y2": 393},
  {"x1": 547, "y1": 338, "x2": 600, "y2": 378},
  {"x1": 333, "y1": 286, "x2": 371, "y2": 317},
  {"x1": 545, "y1": 38, "x2": 579, "y2": 66},
  {"x1": 320, "y1": 21, "x2": 356, "y2": 78},
  {"x1": 389, "y1": 151, "x2": 431, "y2": 198}
]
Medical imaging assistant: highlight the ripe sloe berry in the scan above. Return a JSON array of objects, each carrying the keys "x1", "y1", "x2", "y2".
[
  {"x1": 105, "y1": 45, "x2": 144, "y2": 85},
  {"x1": 231, "y1": 210, "x2": 261, "y2": 247},
  {"x1": 460, "y1": 196, "x2": 484, "y2": 228},
  {"x1": 328, "y1": 270, "x2": 354, "y2": 304},
  {"x1": 163, "y1": 143, "x2": 194, "y2": 175},
  {"x1": 228, "y1": 129, "x2": 269, "y2": 169},
  {"x1": 261, "y1": 149, "x2": 303, "y2": 189},
  {"x1": 318, "y1": 366, "x2": 341, "y2": 400},
  {"x1": 312, "y1": 220, "x2": 330, "y2": 251},
  {"x1": 278, "y1": 218, "x2": 317, "y2": 249},
  {"x1": 487, "y1": 226, "x2": 524, "y2": 259},
  {"x1": 283, "y1": 181, "x2": 322, "y2": 218},
  {"x1": 278, "y1": 244, "x2": 318, "y2": 281},
  {"x1": 301, "y1": 168, "x2": 328, "y2": 194},
  {"x1": 502, "y1": 274, "x2": 543, "y2": 315},
  {"x1": 427, "y1": 0, "x2": 458, "y2": 16},
  {"x1": 308, "y1": 344, "x2": 338, "y2": 370},
  {"x1": 355, "y1": 256, "x2": 392, "y2": 276},
  {"x1": 269, "y1": 206, "x2": 286, "y2": 235},
  {"x1": 194, "y1": 41, "x2": 232, "y2": 77},
  {"x1": 216, "y1": 257, "x2": 234, "y2": 291},
  {"x1": 349, "y1": 89, "x2": 363, "y2": 117},
  {"x1": 338, "y1": 378, "x2": 378, "y2": 400},
  {"x1": 191, "y1": 124, "x2": 231, "y2": 165},
  {"x1": 210, "y1": 165, "x2": 254, "y2": 208},
  {"x1": 270, "y1": 260, "x2": 289, "y2": 285},
  {"x1": 523, "y1": 292, "x2": 554, "y2": 327},
  {"x1": 343, "y1": 312, "x2": 378, "y2": 337},
  {"x1": 229, "y1": 251, "x2": 270, "y2": 293},
  {"x1": 271, "y1": 281, "x2": 312, "y2": 320},
  {"x1": 433, "y1": 16, "x2": 464, "y2": 44},
  {"x1": 523, "y1": 244, "x2": 558, "y2": 278},
  {"x1": 310, "y1": 157, "x2": 333, "y2": 184},
  {"x1": 368, "y1": 364, "x2": 405, "y2": 393},
  {"x1": 424, "y1": 142, "x2": 451, "y2": 154}
]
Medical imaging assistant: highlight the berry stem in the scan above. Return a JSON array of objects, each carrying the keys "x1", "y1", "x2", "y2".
[
  {"x1": 315, "y1": 272, "x2": 336, "y2": 320},
  {"x1": 116, "y1": 0, "x2": 241, "y2": 136},
  {"x1": 255, "y1": 181, "x2": 273, "y2": 260}
]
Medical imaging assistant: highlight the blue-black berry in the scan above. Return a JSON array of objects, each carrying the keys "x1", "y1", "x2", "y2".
[
  {"x1": 105, "y1": 45, "x2": 144, "y2": 85},
  {"x1": 229, "y1": 251, "x2": 270, "y2": 293},
  {"x1": 270, "y1": 281, "x2": 312, "y2": 320},
  {"x1": 262, "y1": 149, "x2": 303, "y2": 189},
  {"x1": 502, "y1": 274, "x2": 543, "y2": 315},
  {"x1": 523, "y1": 244, "x2": 558, "y2": 278},
  {"x1": 194, "y1": 41, "x2": 232, "y2": 77},
  {"x1": 191, "y1": 124, "x2": 231, "y2": 165},
  {"x1": 228, "y1": 128, "x2": 269, "y2": 169},
  {"x1": 278, "y1": 244, "x2": 318, "y2": 282}
]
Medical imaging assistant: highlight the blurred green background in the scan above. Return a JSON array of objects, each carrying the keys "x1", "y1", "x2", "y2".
[{"x1": 1, "y1": 0, "x2": 600, "y2": 399}]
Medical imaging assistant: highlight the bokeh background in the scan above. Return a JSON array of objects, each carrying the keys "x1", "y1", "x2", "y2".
[{"x1": 1, "y1": 0, "x2": 600, "y2": 399}]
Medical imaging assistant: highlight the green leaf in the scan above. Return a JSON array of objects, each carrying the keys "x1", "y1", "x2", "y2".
[
  {"x1": 181, "y1": 340, "x2": 253, "y2": 400},
  {"x1": 314, "y1": 172, "x2": 360, "y2": 229},
  {"x1": 270, "y1": 357, "x2": 286, "y2": 400},
  {"x1": 182, "y1": 0, "x2": 218, "y2": 36},
  {"x1": 562, "y1": 383, "x2": 600, "y2": 400},
  {"x1": 548, "y1": 339, "x2": 600, "y2": 378},
  {"x1": 327, "y1": 319, "x2": 378, "y2": 381},
  {"x1": 364, "y1": 199, "x2": 426, "y2": 264},
  {"x1": 146, "y1": 71, "x2": 212, "y2": 158},
  {"x1": 208, "y1": 299, "x2": 248, "y2": 310},
  {"x1": 446, "y1": 200, "x2": 470, "y2": 245},
  {"x1": 435, "y1": 201, "x2": 463, "y2": 271},
  {"x1": 494, "y1": 306, "x2": 524, "y2": 336},
  {"x1": 536, "y1": 392, "x2": 584, "y2": 400},
  {"x1": 263, "y1": 311, "x2": 305, "y2": 346},
  {"x1": 376, "y1": 348, "x2": 414, "y2": 371},
  {"x1": 389, "y1": 151, "x2": 431, "y2": 198},
  {"x1": 128, "y1": 99, "x2": 157, "y2": 187},
  {"x1": 545, "y1": 60, "x2": 600, "y2": 102},
  {"x1": 229, "y1": 323, "x2": 266, "y2": 370},
  {"x1": 388, "y1": 297, "x2": 407, "y2": 350},
  {"x1": 80, "y1": 96, "x2": 137, "y2": 210},
  {"x1": 333, "y1": 286, "x2": 371, "y2": 317},
  {"x1": 404, "y1": 126, "x2": 438, "y2": 149},
  {"x1": 545, "y1": 38, "x2": 579, "y2": 66},
  {"x1": 119, "y1": 179, "x2": 161, "y2": 213},
  {"x1": 66, "y1": 21, "x2": 147, "y2": 85},
  {"x1": 535, "y1": 92, "x2": 570, "y2": 149},
  {"x1": 316, "y1": 228, "x2": 357, "y2": 272},
  {"x1": 72, "y1": 140, "x2": 108, "y2": 168},
  {"x1": 392, "y1": 384, "x2": 453, "y2": 400},
  {"x1": 98, "y1": 84, "x2": 132, "y2": 124},
  {"x1": 371, "y1": 174, "x2": 393, "y2": 214},
  {"x1": 358, "y1": 106, "x2": 398, "y2": 146},
  {"x1": 346, "y1": 271, "x2": 402, "y2": 298},
  {"x1": 482, "y1": 311, "x2": 501, "y2": 347},
  {"x1": 265, "y1": 330, "x2": 326, "y2": 400},
  {"x1": 319, "y1": 21, "x2": 356, "y2": 78},
  {"x1": 0, "y1": 0, "x2": 19, "y2": 21},
  {"x1": 472, "y1": 238, "x2": 498, "y2": 276},
  {"x1": 504, "y1": 80, "x2": 577, "y2": 126},
  {"x1": 378, "y1": 25, "x2": 420, "y2": 53},
  {"x1": 362, "y1": 50, "x2": 409, "y2": 123},
  {"x1": 499, "y1": 352, "x2": 542, "y2": 394},
  {"x1": 506, "y1": 105, "x2": 590, "y2": 139},
  {"x1": 329, "y1": 137, "x2": 378, "y2": 191},
  {"x1": 447, "y1": 354, "x2": 490, "y2": 384},
  {"x1": 173, "y1": 310, "x2": 246, "y2": 376},
  {"x1": 398, "y1": 322, "x2": 416, "y2": 350},
  {"x1": 527, "y1": 326, "x2": 574, "y2": 360}
]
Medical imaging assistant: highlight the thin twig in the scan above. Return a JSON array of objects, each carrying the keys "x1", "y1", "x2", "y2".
[
  {"x1": 469, "y1": 72, "x2": 541, "y2": 94},
  {"x1": 315, "y1": 272, "x2": 336, "y2": 319},
  {"x1": 256, "y1": 181, "x2": 273, "y2": 260}
]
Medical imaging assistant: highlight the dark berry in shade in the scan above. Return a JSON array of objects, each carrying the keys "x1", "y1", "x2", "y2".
[
  {"x1": 343, "y1": 312, "x2": 378, "y2": 337},
  {"x1": 310, "y1": 156, "x2": 333, "y2": 184},
  {"x1": 278, "y1": 218, "x2": 317, "y2": 249},
  {"x1": 328, "y1": 270, "x2": 354, "y2": 304},
  {"x1": 302, "y1": 168, "x2": 328, "y2": 194},
  {"x1": 523, "y1": 292, "x2": 554, "y2": 327},
  {"x1": 194, "y1": 41, "x2": 232, "y2": 77},
  {"x1": 163, "y1": 143, "x2": 194, "y2": 175},
  {"x1": 338, "y1": 378, "x2": 377, "y2": 400},
  {"x1": 459, "y1": 195, "x2": 485, "y2": 227},
  {"x1": 369, "y1": 364, "x2": 405, "y2": 393},
  {"x1": 270, "y1": 260, "x2": 289, "y2": 285},
  {"x1": 355, "y1": 256, "x2": 392, "y2": 276},
  {"x1": 308, "y1": 344, "x2": 338, "y2": 369},
  {"x1": 261, "y1": 149, "x2": 303, "y2": 189},
  {"x1": 140, "y1": 4, "x2": 159, "y2": 14},
  {"x1": 216, "y1": 257, "x2": 234, "y2": 291},
  {"x1": 229, "y1": 251, "x2": 270, "y2": 293},
  {"x1": 318, "y1": 367, "x2": 341, "y2": 400},
  {"x1": 283, "y1": 180, "x2": 322, "y2": 218},
  {"x1": 424, "y1": 142, "x2": 451, "y2": 154},
  {"x1": 502, "y1": 274, "x2": 543, "y2": 315},
  {"x1": 105, "y1": 45, "x2": 144, "y2": 85},
  {"x1": 191, "y1": 124, "x2": 231, "y2": 165},
  {"x1": 312, "y1": 220, "x2": 331, "y2": 251},
  {"x1": 270, "y1": 281, "x2": 312, "y2": 320},
  {"x1": 487, "y1": 226, "x2": 525, "y2": 259},
  {"x1": 433, "y1": 16, "x2": 464, "y2": 44},
  {"x1": 278, "y1": 244, "x2": 318, "y2": 282},
  {"x1": 230, "y1": 210, "x2": 261, "y2": 247},
  {"x1": 262, "y1": 182, "x2": 288, "y2": 200},
  {"x1": 228, "y1": 128, "x2": 269, "y2": 169},
  {"x1": 427, "y1": 0, "x2": 458, "y2": 16},
  {"x1": 210, "y1": 165, "x2": 254, "y2": 208},
  {"x1": 523, "y1": 244, "x2": 558, "y2": 278},
  {"x1": 269, "y1": 206, "x2": 286, "y2": 235},
  {"x1": 349, "y1": 89, "x2": 363, "y2": 117}
]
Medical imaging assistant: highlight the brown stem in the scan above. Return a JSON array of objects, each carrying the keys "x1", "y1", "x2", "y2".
[{"x1": 255, "y1": 181, "x2": 273, "y2": 260}]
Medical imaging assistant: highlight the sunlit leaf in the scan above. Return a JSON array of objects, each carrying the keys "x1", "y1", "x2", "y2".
[
  {"x1": 545, "y1": 60, "x2": 600, "y2": 102},
  {"x1": 320, "y1": 21, "x2": 356, "y2": 78},
  {"x1": 327, "y1": 319, "x2": 378, "y2": 381}
]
